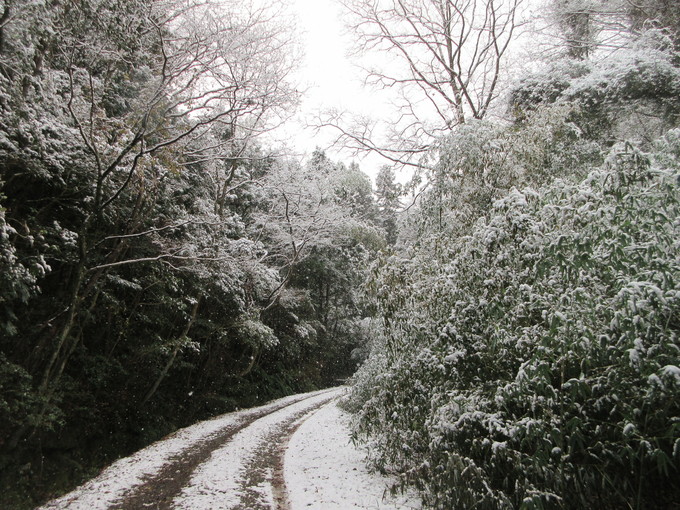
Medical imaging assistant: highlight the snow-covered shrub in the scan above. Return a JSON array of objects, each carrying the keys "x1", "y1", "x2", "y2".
[
  {"x1": 352, "y1": 138, "x2": 680, "y2": 509},
  {"x1": 340, "y1": 320, "x2": 390, "y2": 414},
  {"x1": 401, "y1": 104, "x2": 604, "y2": 253},
  {"x1": 238, "y1": 317, "x2": 279, "y2": 349},
  {"x1": 339, "y1": 347, "x2": 387, "y2": 415},
  {"x1": 0, "y1": 203, "x2": 51, "y2": 336},
  {"x1": 512, "y1": 29, "x2": 680, "y2": 147}
]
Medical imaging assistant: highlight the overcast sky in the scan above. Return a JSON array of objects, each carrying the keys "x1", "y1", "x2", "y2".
[
  {"x1": 276, "y1": 0, "x2": 542, "y2": 182},
  {"x1": 275, "y1": 0, "x2": 391, "y2": 180}
]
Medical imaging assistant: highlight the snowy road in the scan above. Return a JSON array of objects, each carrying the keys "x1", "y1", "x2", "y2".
[{"x1": 38, "y1": 388, "x2": 420, "y2": 510}]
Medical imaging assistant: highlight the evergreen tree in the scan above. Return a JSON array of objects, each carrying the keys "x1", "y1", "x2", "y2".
[{"x1": 374, "y1": 166, "x2": 401, "y2": 246}]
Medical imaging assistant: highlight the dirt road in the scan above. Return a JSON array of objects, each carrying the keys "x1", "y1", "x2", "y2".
[{"x1": 39, "y1": 388, "x2": 342, "y2": 510}]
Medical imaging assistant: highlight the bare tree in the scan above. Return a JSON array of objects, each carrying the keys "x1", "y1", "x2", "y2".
[{"x1": 316, "y1": 0, "x2": 524, "y2": 168}]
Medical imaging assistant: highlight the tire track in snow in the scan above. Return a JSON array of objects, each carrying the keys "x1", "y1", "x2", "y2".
[
  {"x1": 230, "y1": 394, "x2": 331, "y2": 510},
  {"x1": 230, "y1": 406, "x2": 313, "y2": 510},
  {"x1": 172, "y1": 389, "x2": 341, "y2": 509},
  {"x1": 38, "y1": 388, "x2": 340, "y2": 510}
]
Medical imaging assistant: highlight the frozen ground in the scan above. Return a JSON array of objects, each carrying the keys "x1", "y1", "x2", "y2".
[{"x1": 37, "y1": 387, "x2": 421, "y2": 510}]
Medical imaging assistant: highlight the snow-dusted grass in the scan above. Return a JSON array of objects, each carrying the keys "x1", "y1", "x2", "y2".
[
  {"x1": 38, "y1": 388, "x2": 336, "y2": 510},
  {"x1": 285, "y1": 399, "x2": 421, "y2": 510}
]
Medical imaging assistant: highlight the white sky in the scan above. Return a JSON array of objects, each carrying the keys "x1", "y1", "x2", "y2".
[
  {"x1": 276, "y1": 0, "x2": 392, "y2": 181},
  {"x1": 292, "y1": 0, "x2": 355, "y2": 111},
  {"x1": 274, "y1": 0, "x2": 544, "y2": 183}
]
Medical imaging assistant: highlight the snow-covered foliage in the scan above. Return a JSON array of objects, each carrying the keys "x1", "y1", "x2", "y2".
[
  {"x1": 0, "y1": 205, "x2": 43, "y2": 335},
  {"x1": 512, "y1": 29, "x2": 680, "y2": 146},
  {"x1": 352, "y1": 135, "x2": 680, "y2": 508},
  {"x1": 0, "y1": 1, "x2": 381, "y2": 505},
  {"x1": 399, "y1": 103, "x2": 602, "y2": 250},
  {"x1": 259, "y1": 153, "x2": 382, "y2": 263}
]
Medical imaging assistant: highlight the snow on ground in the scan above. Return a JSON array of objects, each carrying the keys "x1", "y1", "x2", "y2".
[
  {"x1": 38, "y1": 388, "x2": 336, "y2": 510},
  {"x1": 285, "y1": 399, "x2": 422, "y2": 510},
  {"x1": 38, "y1": 386, "x2": 421, "y2": 510},
  {"x1": 173, "y1": 389, "x2": 341, "y2": 509}
]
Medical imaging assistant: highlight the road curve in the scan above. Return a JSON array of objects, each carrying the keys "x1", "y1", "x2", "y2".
[{"x1": 38, "y1": 388, "x2": 343, "y2": 510}]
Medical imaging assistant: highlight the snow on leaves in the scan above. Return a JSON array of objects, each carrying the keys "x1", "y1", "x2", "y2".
[{"x1": 350, "y1": 132, "x2": 680, "y2": 509}]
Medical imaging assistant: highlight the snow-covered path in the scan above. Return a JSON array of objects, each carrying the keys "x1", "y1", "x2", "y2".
[
  {"x1": 37, "y1": 387, "x2": 420, "y2": 510},
  {"x1": 172, "y1": 390, "x2": 337, "y2": 509},
  {"x1": 285, "y1": 399, "x2": 420, "y2": 510}
]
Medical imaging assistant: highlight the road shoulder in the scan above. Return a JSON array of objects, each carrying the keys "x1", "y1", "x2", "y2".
[{"x1": 284, "y1": 399, "x2": 421, "y2": 510}]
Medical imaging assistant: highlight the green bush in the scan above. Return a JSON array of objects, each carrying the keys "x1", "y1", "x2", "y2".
[{"x1": 353, "y1": 136, "x2": 680, "y2": 509}]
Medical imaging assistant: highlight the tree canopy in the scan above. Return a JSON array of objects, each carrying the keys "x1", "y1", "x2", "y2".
[{"x1": 0, "y1": 1, "x2": 385, "y2": 506}]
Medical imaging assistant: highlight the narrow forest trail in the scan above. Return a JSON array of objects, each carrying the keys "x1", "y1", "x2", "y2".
[
  {"x1": 167, "y1": 390, "x2": 337, "y2": 509},
  {"x1": 36, "y1": 388, "x2": 419, "y2": 510}
]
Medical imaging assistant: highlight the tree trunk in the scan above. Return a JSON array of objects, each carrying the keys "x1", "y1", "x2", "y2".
[{"x1": 141, "y1": 297, "x2": 201, "y2": 406}]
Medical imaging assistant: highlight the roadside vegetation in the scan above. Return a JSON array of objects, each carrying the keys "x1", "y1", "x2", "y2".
[
  {"x1": 344, "y1": 1, "x2": 680, "y2": 509},
  {"x1": 2, "y1": 0, "x2": 679, "y2": 508}
]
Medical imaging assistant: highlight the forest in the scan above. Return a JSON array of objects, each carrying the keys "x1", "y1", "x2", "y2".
[{"x1": 1, "y1": 0, "x2": 679, "y2": 508}]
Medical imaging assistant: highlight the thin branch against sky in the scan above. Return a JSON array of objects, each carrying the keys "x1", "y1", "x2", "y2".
[{"x1": 271, "y1": 0, "x2": 542, "y2": 182}]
